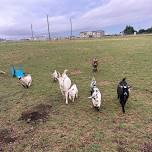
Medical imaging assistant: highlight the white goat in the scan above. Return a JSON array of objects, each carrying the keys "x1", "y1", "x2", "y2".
[
  {"x1": 90, "y1": 77, "x2": 96, "y2": 95},
  {"x1": 57, "y1": 70, "x2": 71, "y2": 104},
  {"x1": 52, "y1": 70, "x2": 59, "y2": 81},
  {"x1": 19, "y1": 74, "x2": 32, "y2": 88},
  {"x1": 88, "y1": 86, "x2": 101, "y2": 111},
  {"x1": 68, "y1": 84, "x2": 78, "y2": 102}
]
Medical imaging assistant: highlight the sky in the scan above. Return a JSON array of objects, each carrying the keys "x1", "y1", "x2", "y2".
[{"x1": 0, "y1": 0, "x2": 152, "y2": 39}]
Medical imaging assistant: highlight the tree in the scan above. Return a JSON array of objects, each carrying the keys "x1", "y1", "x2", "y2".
[
  {"x1": 146, "y1": 27, "x2": 152, "y2": 33},
  {"x1": 138, "y1": 27, "x2": 152, "y2": 34},
  {"x1": 138, "y1": 29, "x2": 145, "y2": 34},
  {"x1": 123, "y1": 25, "x2": 135, "y2": 35}
]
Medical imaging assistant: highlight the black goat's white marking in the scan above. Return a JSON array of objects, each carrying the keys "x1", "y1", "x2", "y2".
[{"x1": 117, "y1": 78, "x2": 130, "y2": 113}]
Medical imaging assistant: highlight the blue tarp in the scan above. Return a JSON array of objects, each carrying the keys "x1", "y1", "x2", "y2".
[{"x1": 10, "y1": 66, "x2": 25, "y2": 78}]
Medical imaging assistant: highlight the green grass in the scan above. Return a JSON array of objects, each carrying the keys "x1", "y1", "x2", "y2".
[{"x1": 0, "y1": 35, "x2": 152, "y2": 152}]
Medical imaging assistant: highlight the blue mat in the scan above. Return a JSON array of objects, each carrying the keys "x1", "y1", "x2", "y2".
[{"x1": 10, "y1": 66, "x2": 25, "y2": 78}]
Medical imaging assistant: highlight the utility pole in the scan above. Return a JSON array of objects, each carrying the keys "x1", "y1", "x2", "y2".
[
  {"x1": 31, "y1": 24, "x2": 34, "y2": 40},
  {"x1": 46, "y1": 14, "x2": 51, "y2": 40},
  {"x1": 70, "y1": 17, "x2": 73, "y2": 39}
]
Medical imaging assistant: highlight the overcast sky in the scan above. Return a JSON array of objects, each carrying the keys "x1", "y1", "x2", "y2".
[{"x1": 0, "y1": 0, "x2": 152, "y2": 39}]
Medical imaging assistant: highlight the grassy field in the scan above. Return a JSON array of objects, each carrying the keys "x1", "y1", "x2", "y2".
[{"x1": 0, "y1": 35, "x2": 152, "y2": 152}]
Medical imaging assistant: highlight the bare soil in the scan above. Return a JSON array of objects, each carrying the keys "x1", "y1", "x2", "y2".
[{"x1": 18, "y1": 104, "x2": 52, "y2": 123}]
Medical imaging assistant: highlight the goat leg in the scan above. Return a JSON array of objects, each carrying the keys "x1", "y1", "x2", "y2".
[{"x1": 65, "y1": 92, "x2": 68, "y2": 104}]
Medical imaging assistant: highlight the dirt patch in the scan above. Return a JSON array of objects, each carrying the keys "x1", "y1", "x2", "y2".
[
  {"x1": 145, "y1": 89, "x2": 152, "y2": 94},
  {"x1": 79, "y1": 129, "x2": 94, "y2": 147},
  {"x1": 102, "y1": 56, "x2": 114, "y2": 63},
  {"x1": 113, "y1": 126, "x2": 132, "y2": 134},
  {"x1": 70, "y1": 69, "x2": 81, "y2": 75},
  {"x1": 99, "y1": 80, "x2": 113, "y2": 86},
  {"x1": 140, "y1": 142, "x2": 152, "y2": 152},
  {"x1": 117, "y1": 146, "x2": 128, "y2": 152},
  {"x1": 18, "y1": 104, "x2": 52, "y2": 123},
  {"x1": 134, "y1": 87, "x2": 152, "y2": 93},
  {"x1": 0, "y1": 129, "x2": 17, "y2": 145},
  {"x1": 114, "y1": 138, "x2": 128, "y2": 152}
]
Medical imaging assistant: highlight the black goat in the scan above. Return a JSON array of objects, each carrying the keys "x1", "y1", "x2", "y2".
[{"x1": 117, "y1": 78, "x2": 130, "y2": 113}]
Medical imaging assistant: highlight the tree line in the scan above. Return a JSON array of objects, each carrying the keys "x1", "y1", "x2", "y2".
[{"x1": 123, "y1": 25, "x2": 152, "y2": 35}]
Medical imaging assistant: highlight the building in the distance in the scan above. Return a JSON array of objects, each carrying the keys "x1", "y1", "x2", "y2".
[{"x1": 80, "y1": 30, "x2": 105, "y2": 38}]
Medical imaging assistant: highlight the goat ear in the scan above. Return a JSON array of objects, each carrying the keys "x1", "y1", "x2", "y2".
[
  {"x1": 88, "y1": 96, "x2": 92, "y2": 99},
  {"x1": 128, "y1": 86, "x2": 131, "y2": 92},
  {"x1": 128, "y1": 85, "x2": 131, "y2": 88},
  {"x1": 122, "y1": 77, "x2": 126, "y2": 81}
]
